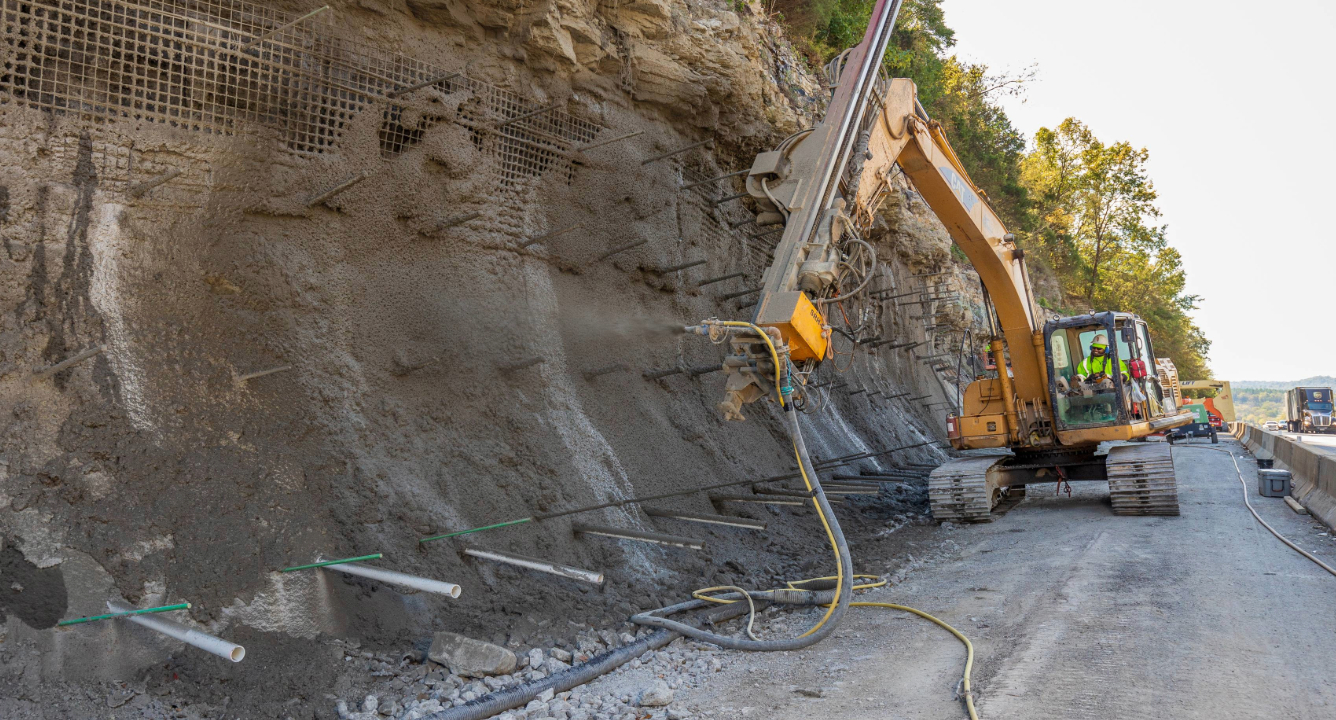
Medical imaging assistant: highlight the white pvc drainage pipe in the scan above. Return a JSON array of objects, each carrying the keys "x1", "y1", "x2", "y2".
[
  {"x1": 108, "y1": 601, "x2": 245, "y2": 662},
  {"x1": 323, "y1": 561, "x2": 462, "y2": 598}
]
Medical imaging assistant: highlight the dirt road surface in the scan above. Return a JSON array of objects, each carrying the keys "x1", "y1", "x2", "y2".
[{"x1": 585, "y1": 438, "x2": 1336, "y2": 719}]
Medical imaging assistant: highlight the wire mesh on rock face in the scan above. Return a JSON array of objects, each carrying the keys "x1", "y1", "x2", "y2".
[{"x1": 1, "y1": 0, "x2": 604, "y2": 185}]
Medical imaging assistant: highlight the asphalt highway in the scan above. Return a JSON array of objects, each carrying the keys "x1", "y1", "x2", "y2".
[{"x1": 617, "y1": 436, "x2": 1336, "y2": 719}]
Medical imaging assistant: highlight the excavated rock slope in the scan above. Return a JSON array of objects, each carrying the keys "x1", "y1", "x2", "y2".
[{"x1": 0, "y1": 0, "x2": 983, "y2": 714}]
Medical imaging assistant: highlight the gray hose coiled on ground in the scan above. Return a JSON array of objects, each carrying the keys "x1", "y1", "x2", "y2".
[
  {"x1": 425, "y1": 408, "x2": 851, "y2": 718},
  {"x1": 630, "y1": 407, "x2": 854, "y2": 650}
]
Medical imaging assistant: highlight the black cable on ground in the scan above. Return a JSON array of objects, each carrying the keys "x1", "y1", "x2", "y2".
[
  {"x1": 1177, "y1": 444, "x2": 1336, "y2": 578},
  {"x1": 423, "y1": 601, "x2": 753, "y2": 720}
]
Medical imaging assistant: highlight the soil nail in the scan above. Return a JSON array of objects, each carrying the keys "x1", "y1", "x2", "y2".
[
  {"x1": 576, "y1": 130, "x2": 643, "y2": 152},
  {"x1": 720, "y1": 286, "x2": 762, "y2": 300},
  {"x1": 31, "y1": 346, "x2": 102, "y2": 381},
  {"x1": 686, "y1": 363, "x2": 722, "y2": 377},
  {"x1": 572, "y1": 523, "x2": 705, "y2": 550},
  {"x1": 712, "y1": 190, "x2": 749, "y2": 206},
  {"x1": 127, "y1": 168, "x2": 182, "y2": 198},
  {"x1": 644, "y1": 366, "x2": 684, "y2": 380},
  {"x1": 520, "y1": 223, "x2": 581, "y2": 248},
  {"x1": 385, "y1": 70, "x2": 463, "y2": 98},
  {"x1": 595, "y1": 238, "x2": 647, "y2": 262},
  {"x1": 239, "y1": 5, "x2": 329, "y2": 54},
  {"x1": 654, "y1": 259, "x2": 706, "y2": 274},
  {"x1": 58, "y1": 602, "x2": 191, "y2": 627},
  {"x1": 709, "y1": 494, "x2": 807, "y2": 507},
  {"x1": 641, "y1": 507, "x2": 766, "y2": 530},
  {"x1": 463, "y1": 547, "x2": 604, "y2": 585},
  {"x1": 494, "y1": 103, "x2": 562, "y2": 129},
  {"x1": 307, "y1": 173, "x2": 368, "y2": 206},
  {"x1": 237, "y1": 365, "x2": 292, "y2": 383},
  {"x1": 281, "y1": 553, "x2": 384, "y2": 572}
]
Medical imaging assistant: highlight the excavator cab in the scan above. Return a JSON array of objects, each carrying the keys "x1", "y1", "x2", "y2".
[{"x1": 1045, "y1": 312, "x2": 1163, "y2": 432}]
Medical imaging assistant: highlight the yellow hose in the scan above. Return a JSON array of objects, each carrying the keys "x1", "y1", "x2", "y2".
[
  {"x1": 693, "y1": 321, "x2": 979, "y2": 718},
  {"x1": 792, "y1": 440, "x2": 843, "y2": 638},
  {"x1": 849, "y1": 601, "x2": 979, "y2": 720},
  {"x1": 694, "y1": 320, "x2": 846, "y2": 637},
  {"x1": 691, "y1": 582, "x2": 981, "y2": 719}
]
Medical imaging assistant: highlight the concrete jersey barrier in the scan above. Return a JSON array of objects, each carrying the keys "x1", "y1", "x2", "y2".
[{"x1": 1233, "y1": 423, "x2": 1336, "y2": 530}]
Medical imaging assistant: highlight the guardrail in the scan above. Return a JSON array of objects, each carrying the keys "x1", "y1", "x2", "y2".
[{"x1": 1231, "y1": 423, "x2": 1336, "y2": 530}]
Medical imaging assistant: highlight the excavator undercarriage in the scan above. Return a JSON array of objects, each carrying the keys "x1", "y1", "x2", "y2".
[{"x1": 928, "y1": 443, "x2": 1180, "y2": 523}]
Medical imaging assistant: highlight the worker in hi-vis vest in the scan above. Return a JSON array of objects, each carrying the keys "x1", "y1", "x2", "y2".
[{"x1": 1076, "y1": 333, "x2": 1128, "y2": 384}]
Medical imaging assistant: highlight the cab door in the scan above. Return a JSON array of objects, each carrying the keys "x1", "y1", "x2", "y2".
[{"x1": 1044, "y1": 314, "x2": 1125, "y2": 431}]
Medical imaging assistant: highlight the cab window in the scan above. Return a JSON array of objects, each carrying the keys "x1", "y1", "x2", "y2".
[{"x1": 1050, "y1": 325, "x2": 1120, "y2": 427}]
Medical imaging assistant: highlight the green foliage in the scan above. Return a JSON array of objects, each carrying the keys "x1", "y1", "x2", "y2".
[
  {"x1": 1020, "y1": 118, "x2": 1211, "y2": 378},
  {"x1": 779, "y1": 1, "x2": 1031, "y2": 229},
  {"x1": 772, "y1": 2, "x2": 1212, "y2": 376},
  {"x1": 1233, "y1": 387, "x2": 1287, "y2": 424},
  {"x1": 1234, "y1": 376, "x2": 1336, "y2": 390},
  {"x1": 1233, "y1": 379, "x2": 1336, "y2": 423}
]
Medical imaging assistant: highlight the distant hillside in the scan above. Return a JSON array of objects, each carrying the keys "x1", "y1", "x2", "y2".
[
  {"x1": 1230, "y1": 377, "x2": 1336, "y2": 423},
  {"x1": 1233, "y1": 376, "x2": 1336, "y2": 390}
]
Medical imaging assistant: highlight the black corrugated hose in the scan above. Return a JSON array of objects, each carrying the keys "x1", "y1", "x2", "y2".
[{"x1": 422, "y1": 598, "x2": 753, "y2": 720}]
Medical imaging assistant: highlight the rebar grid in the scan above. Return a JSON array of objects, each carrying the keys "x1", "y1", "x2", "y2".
[{"x1": 1, "y1": 0, "x2": 606, "y2": 183}]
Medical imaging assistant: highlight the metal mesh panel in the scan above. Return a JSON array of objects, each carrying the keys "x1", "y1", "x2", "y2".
[
  {"x1": 678, "y1": 163, "x2": 771, "y2": 315},
  {"x1": 1, "y1": 0, "x2": 605, "y2": 178}
]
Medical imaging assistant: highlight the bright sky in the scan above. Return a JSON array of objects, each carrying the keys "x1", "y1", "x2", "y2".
[{"x1": 944, "y1": 0, "x2": 1336, "y2": 381}]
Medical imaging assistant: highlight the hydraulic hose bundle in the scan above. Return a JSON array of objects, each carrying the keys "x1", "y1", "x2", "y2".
[{"x1": 427, "y1": 320, "x2": 979, "y2": 720}]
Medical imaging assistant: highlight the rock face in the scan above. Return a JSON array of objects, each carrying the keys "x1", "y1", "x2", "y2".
[
  {"x1": 0, "y1": 0, "x2": 965, "y2": 714},
  {"x1": 429, "y1": 632, "x2": 519, "y2": 677}
]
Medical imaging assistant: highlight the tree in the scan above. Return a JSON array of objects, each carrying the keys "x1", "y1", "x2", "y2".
[
  {"x1": 1021, "y1": 120, "x2": 1211, "y2": 377},
  {"x1": 775, "y1": 3, "x2": 1213, "y2": 376},
  {"x1": 1023, "y1": 119, "x2": 1159, "y2": 303}
]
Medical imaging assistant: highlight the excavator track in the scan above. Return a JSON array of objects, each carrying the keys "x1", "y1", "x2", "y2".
[
  {"x1": 928, "y1": 456, "x2": 1007, "y2": 523},
  {"x1": 1106, "y1": 443, "x2": 1180, "y2": 516}
]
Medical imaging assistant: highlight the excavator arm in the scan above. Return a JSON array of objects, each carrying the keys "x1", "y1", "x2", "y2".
[
  {"x1": 693, "y1": 0, "x2": 1194, "y2": 521},
  {"x1": 714, "y1": 67, "x2": 1047, "y2": 418},
  {"x1": 858, "y1": 79, "x2": 1045, "y2": 401}
]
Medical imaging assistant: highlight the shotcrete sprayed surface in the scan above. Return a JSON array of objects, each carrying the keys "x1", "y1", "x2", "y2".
[{"x1": 0, "y1": 1, "x2": 977, "y2": 716}]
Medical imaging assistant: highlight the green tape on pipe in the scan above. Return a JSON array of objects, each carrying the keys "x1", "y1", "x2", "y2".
[
  {"x1": 58, "y1": 602, "x2": 191, "y2": 627},
  {"x1": 281, "y1": 553, "x2": 384, "y2": 572},
  {"x1": 419, "y1": 518, "x2": 532, "y2": 543}
]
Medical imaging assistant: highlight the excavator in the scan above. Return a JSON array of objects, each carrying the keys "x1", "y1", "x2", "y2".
[{"x1": 690, "y1": 0, "x2": 1194, "y2": 521}]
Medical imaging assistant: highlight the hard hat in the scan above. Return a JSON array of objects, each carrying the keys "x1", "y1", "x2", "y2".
[{"x1": 1091, "y1": 333, "x2": 1108, "y2": 347}]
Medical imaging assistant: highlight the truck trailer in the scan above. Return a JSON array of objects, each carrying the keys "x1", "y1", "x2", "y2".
[{"x1": 1286, "y1": 387, "x2": 1335, "y2": 434}]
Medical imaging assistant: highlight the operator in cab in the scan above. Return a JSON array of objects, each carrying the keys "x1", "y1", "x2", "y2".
[{"x1": 1076, "y1": 333, "x2": 1128, "y2": 386}]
